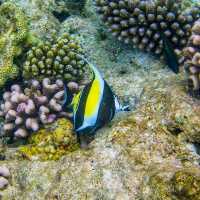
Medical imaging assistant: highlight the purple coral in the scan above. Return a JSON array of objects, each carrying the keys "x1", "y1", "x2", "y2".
[
  {"x1": 0, "y1": 78, "x2": 79, "y2": 139},
  {"x1": 0, "y1": 166, "x2": 10, "y2": 190},
  {"x1": 183, "y1": 19, "x2": 200, "y2": 96}
]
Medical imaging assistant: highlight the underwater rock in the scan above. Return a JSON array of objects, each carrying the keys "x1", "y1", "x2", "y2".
[
  {"x1": 183, "y1": 19, "x2": 200, "y2": 97},
  {"x1": 95, "y1": 0, "x2": 200, "y2": 60},
  {"x1": 23, "y1": 33, "x2": 87, "y2": 82},
  {"x1": 18, "y1": 118, "x2": 78, "y2": 161},
  {"x1": 0, "y1": 78, "x2": 78, "y2": 139}
]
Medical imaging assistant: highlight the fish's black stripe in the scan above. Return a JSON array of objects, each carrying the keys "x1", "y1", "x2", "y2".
[
  {"x1": 95, "y1": 80, "x2": 115, "y2": 130},
  {"x1": 74, "y1": 81, "x2": 93, "y2": 130}
]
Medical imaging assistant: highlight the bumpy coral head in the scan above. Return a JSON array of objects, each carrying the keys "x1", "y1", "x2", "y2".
[
  {"x1": 95, "y1": 0, "x2": 200, "y2": 59},
  {"x1": 23, "y1": 33, "x2": 87, "y2": 83},
  {"x1": 183, "y1": 19, "x2": 200, "y2": 97}
]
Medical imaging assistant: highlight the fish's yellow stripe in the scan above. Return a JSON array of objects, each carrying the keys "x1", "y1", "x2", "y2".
[{"x1": 84, "y1": 79, "x2": 101, "y2": 118}]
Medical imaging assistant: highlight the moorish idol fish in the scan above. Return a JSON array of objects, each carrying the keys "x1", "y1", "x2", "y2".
[
  {"x1": 161, "y1": 32, "x2": 179, "y2": 74},
  {"x1": 71, "y1": 55, "x2": 129, "y2": 144}
]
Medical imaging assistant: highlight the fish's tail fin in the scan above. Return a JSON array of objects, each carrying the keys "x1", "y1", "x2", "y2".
[
  {"x1": 120, "y1": 105, "x2": 130, "y2": 112},
  {"x1": 114, "y1": 95, "x2": 130, "y2": 113}
]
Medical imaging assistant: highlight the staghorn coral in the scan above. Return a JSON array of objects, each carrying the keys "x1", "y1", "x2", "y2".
[
  {"x1": 183, "y1": 19, "x2": 200, "y2": 97},
  {"x1": 0, "y1": 2, "x2": 29, "y2": 88},
  {"x1": 95, "y1": 0, "x2": 200, "y2": 59},
  {"x1": 23, "y1": 33, "x2": 86, "y2": 82},
  {"x1": 18, "y1": 118, "x2": 78, "y2": 161},
  {"x1": 0, "y1": 78, "x2": 78, "y2": 139}
]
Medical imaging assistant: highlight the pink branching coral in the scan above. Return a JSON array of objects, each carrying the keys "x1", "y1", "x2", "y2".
[
  {"x1": 183, "y1": 19, "x2": 200, "y2": 96},
  {"x1": 0, "y1": 78, "x2": 79, "y2": 139}
]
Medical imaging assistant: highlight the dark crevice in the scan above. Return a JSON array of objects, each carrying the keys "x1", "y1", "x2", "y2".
[
  {"x1": 166, "y1": 124, "x2": 183, "y2": 136},
  {"x1": 52, "y1": 10, "x2": 70, "y2": 22},
  {"x1": 192, "y1": 143, "x2": 200, "y2": 156}
]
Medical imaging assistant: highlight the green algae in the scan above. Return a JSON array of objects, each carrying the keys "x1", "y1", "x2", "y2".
[
  {"x1": 172, "y1": 169, "x2": 200, "y2": 200},
  {"x1": 0, "y1": 2, "x2": 39, "y2": 88}
]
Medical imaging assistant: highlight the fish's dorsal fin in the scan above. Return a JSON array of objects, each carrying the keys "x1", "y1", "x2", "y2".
[{"x1": 76, "y1": 54, "x2": 103, "y2": 81}]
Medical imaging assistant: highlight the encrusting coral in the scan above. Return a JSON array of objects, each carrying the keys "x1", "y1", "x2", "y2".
[
  {"x1": 0, "y1": 2, "x2": 34, "y2": 88},
  {"x1": 183, "y1": 19, "x2": 200, "y2": 97},
  {"x1": 18, "y1": 118, "x2": 78, "y2": 161},
  {"x1": 0, "y1": 78, "x2": 79, "y2": 139},
  {"x1": 172, "y1": 169, "x2": 200, "y2": 200},
  {"x1": 95, "y1": 0, "x2": 200, "y2": 59},
  {"x1": 23, "y1": 33, "x2": 86, "y2": 82}
]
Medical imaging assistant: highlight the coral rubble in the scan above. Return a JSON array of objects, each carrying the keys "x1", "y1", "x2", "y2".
[
  {"x1": 0, "y1": 2, "x2": 29, "y2": 88},
  {"x1": 95, "y1": 0, "x2": 200, "y2": 58},
  {"x1": 18, "y1": 118, "x2": 78, "y2": 161},
  {"x1": 0, "y1": 78, "x2": 73, "y2": 139},
  {"x1": 23, "y1": 33, "x2": 86, "y2": 82},
  {"x1": 183, "y1": 19, "x2": 200, "y2": 97}
]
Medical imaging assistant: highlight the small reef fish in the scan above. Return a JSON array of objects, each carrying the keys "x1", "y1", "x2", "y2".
[
  {"x1": 71, "y1": 56, "x2": 129, "y2": 146},
  {"x1": 161, "y1": 32, "x2": 179, "y2": 74}
]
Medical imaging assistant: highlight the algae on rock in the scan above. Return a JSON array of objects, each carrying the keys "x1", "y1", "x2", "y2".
[
  {"x1": 18, "y1": 118, "x2": 79, "y2": 161},
  {"x1": 0, "y1": 2, "x2": 38, "y2": 88}
]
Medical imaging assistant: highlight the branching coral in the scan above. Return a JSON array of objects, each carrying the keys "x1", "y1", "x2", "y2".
[
  {"x1": 0, "y1": 166, "x2": 10, "y2": 190},
  {"x1": 18, "y1": 118, "x2": 78, "y2": 160},
  {"x1": 0, "y1": 2, "x2": 29, "y2": 88},
  {"x1": 183, "y1": 19, "x2": 200, "y2": 97},
  {"x1": 0, "y1": 78, "x2": 79, "y2": 139},
  {"x1": 95, "y1": 0, "x2": 200, "y2": 59},
  {"x1": 23, "y1": 33, "x2": 86, "y2": 82}
]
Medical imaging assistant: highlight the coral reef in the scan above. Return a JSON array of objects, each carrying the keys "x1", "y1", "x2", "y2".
[
  {"x1": 18, "y1": 118, "x2": 78, "y2": 161},
  {"x1": 183, "y1": 19, "x2": 200, "y2": 97},
  {"x1": 23, "y1": 33, "x2": 87, "y2": 82},
  {"x1": 0, "y1": 166, "x2": 10, "y2": 190},
  {"x1": 95, "y1": 0, "x2": 200, "y2": 59},
  {"x1": 0, "y1": 0, "x2": 200, "y2": 199},
  {"x1": 0, "y1": 2, "x2": 29, "y2": 88},
  {"x1": 0, "y1": 78, "x2": 77, "y2": 139},
  {"x1": 140, "y1": 167, "x2": 200, "y2": 200}
]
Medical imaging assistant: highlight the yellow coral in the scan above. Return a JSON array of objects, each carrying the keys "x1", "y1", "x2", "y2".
[
  {"x1": 172, "y1": 170, "x2": 200, "y2": 200},
  {"x1": 18, "y1": 118, "x2": 79, "y2": 161}
]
